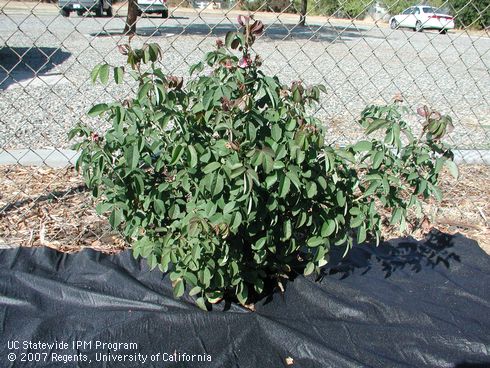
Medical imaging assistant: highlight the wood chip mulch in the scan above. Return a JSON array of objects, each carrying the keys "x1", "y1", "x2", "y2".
[
  {"x1": 0, "y1": 166, "x2": 127, "y2": 253},
  {"x1": 0, "y1": 164, "x2": 489, "y2": 254}
]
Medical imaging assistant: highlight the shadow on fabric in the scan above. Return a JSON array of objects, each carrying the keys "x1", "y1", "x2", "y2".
[
  {"x1": 321, "y1": 229, "x2": 461, "y2": 280},
  {"x1": 257, "y1": 229, "x2": 463, "y2": 307}
]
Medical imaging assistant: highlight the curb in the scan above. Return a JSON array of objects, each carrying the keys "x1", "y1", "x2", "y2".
[{"x1": 0, "y1": 149, "x2": 79, "y2": 168}]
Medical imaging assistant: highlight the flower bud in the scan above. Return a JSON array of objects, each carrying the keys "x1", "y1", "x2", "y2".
[
  {"x1": 237, "y1": 15, "x2": 250, "y2": 27},
  {"x1": 117, "y1": 44, "x2": 130, "y2": 55},
  {"x1": 417, "y1": 106, "x2": 429, "y2": 117},
  {"x1": 250, "y1": 20, "x2": 264, "y2": 36},
  {"x1": 238, "y1": 55, "x2": 252, "y2": 68}
]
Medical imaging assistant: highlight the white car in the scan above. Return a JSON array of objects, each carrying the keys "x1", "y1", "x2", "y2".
[
  {"x1": 389, "y1": 6, "x2": 455, "y2": 33},
  {"x1": 137, "y1": 0, "x2": 169, "y2": 18}
]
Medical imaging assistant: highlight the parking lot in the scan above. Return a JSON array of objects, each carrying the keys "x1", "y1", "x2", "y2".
[{"x1": 1, "y1": 3, "x2": 489, "y2": 150}]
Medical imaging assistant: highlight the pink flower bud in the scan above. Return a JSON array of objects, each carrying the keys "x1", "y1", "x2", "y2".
[
  {"x1": 417, "y1": 106, "x2": 428, "y2": 117},
  {"x1": 224, "y1": 59, "x2": 233, "y2": 69},
  {"x1": 238, "y1": 55, "x2": 252, "y2": 68},
  {"x1": 237, "y1": 15, "x2": 250, "y2": 27},
  {"x1": 250, "y1": 20, "x2": 264, "y2": 35},
  {"x1": 91, "y1": 132, "x2": 100, "y2": 143},
  {"x1": 117, "y1": 44, "x2": 129, "y2": 55}
]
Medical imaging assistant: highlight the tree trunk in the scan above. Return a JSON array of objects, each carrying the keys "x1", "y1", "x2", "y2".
[
  {"x1": 298, "y1": 0, "x2": 307, "y2": 26},
  {"x1": 124, "y1": 0, "x2": 139, "y2": 35}
]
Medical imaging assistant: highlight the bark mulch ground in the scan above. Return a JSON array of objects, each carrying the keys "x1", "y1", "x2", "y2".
[{"x1": 1, "y1": 164, "x2": 489, "y2": 254}]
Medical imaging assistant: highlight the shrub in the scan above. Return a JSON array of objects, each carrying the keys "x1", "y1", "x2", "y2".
[
  {"x1": 450, "y1": 0, "x2": 489, "y2": 30},
  {"x1": 308, "y1": 0, "x2": 369, "y2": 18},
  {"x1": 382, "y1": 0, "x2": 445, "y2": 16},
  {"x1": 70, "y1": 16, "x2": 457, "y2": 309},
  {"x1": 240, "y1": 0, "x2": 267, "y2": 12}
]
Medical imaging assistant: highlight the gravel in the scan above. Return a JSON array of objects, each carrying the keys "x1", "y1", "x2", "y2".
[{"x1": 1, "y1": 11, "x2": 489, "y2": 151}]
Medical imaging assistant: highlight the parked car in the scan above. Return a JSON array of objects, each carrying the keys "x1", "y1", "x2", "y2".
[
  {"x1": 193, "y1": 0, "x2": 210, "y2": 9},
  {"x1": 389, "y1": 6, "x2": 455, "y2": 33},
  {"x1": 59, "y1": 0, "x2": 112, "y2": 17},
  {"x1": 137, "y1": 0, "x2": 169, "y2": 18}
]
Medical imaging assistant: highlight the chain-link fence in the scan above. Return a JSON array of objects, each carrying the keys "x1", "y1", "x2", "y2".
[{"x1": 0, "y1": 0, "x2": 489, "y2": 251}]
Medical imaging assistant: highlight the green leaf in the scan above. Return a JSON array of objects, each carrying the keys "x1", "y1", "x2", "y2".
[
  {"x1": 223, "y1": 201, "x2": 235, "y2": 214},
  {"x1": 358, "y1": 225, "x2": 367, "y2": 244},
  {"x1": 292, "y1": 88, "x2": 301, "y2": 103},
  {"x1": 253, "y1": 237, "x2": 267, "y2": 250},
  {"x1": 170, "y1": 145, "x2": 184, "y2": 165},
  {"x1": 148, "y1": 254, "x2": 158, "y2": 270},
  {"x1": 191, "y1": 242, "x2": 201, "y2": 261},
  {"x1": 306, "y1": 182, "x2": 317, "y2": 198},
  {"x1": 365, "y1": 118, "x2": 388, "y2": 134},
  {"x1": 195, "y1": 297, "x2": 207, "y2": 311},
  {"x1": 229, "y1": 166, "x2": 246, "y2": 179},
  {"x1": 114, "y1": 66, "x2": 124, "y2": 84},
  {"x1": 321, "y1": 220, "x2": 336, "y2": 237},
  {"x1": 154, "y1": 199, "x2": 165, "y2": 217},
  {"x1": 237, "y1": 283, "x2": 248, "y2": 305},
  {"x1": 90, "y1": 64, "x2": 101, "y2": 83},
  {"x1": 352, "y1": 140, "x2": 372, "y2": 152},
  {"x1": 148, "y1": 43, "x2": 162, "y2": 62},
  {"x1": 95, "y1": 202, "x2": 112, "y2": 215},
  {"x1": 391, "y1": 208, "x2": 403, "y2": 225},
  {"x1": 99, "y1": 63, "x2": 110, "y2": 85},
  {"x1": 336, "y1": 191, "x2": 346, "y2": 207},
  {"x1": 109, "y1": 207, "x2": 122, "y2": 228},
  {"x1": 283, "y1": 219, "x2": 292, "y2": 240},
  {"x1": 430, "y1": 184, "x2": 443, "y2": 202},
  {"x1": 363, "y1": 180, "x2": 381, "y2": 197},
  {"x1": 434, "y1": 157, "x2": 445, "y2": 174},
  {"x1": 212, "y1": 174, "x2": 224, "y2": 196},
  {"x1": 278, "y1": 175, "x2": 291, "y2": 198},
  {"x1": 189, "y1": 286, "x2": 202, "y2": 296},
  {"x1": 304, "y1": 262, "x2": 315, "y2": 276},
  {"x1": 273, "y1": 160, "x2": 285, "y2": 169},
  {"x1": 190, "y1": 61, "x2": 204, "y2": 76},
  {"x1": 231, "y1": 211, "x2": 242, "y2": 230},
  {"x1": 336, "y1": 149, "x2": 355, "y2": 163},
  {"x1": 445, "y1": 160, "x2": 459, "y2": 179},
  {"x1": 265, "y1": 173, "x2": 277, "y2": 189},
  {"x1": 307, "y1": 236, "x2": 324, "y2": 248},
  {"x1": 124, "y1": 144, "x2": 140, "y2": 170},
  {"x1": 225, "y1": 31, "x2": 235, "y2": 49},
  {"x1": 262, "y1": 154, "x2": 274, "y2": 174},
  {"x1": 173, "y1": 279, "x2": 185, "y2": 298},
  {"x1": 350, "y1": 215, "x2": 364, "y2": 228},
  {"x1": 187, "y1": 145, "x2": 198, "y2": 168},
  {"x1": 138, "y1": 81, "x2": 152, "y2": 101},
  {"x1": 382, "y1": 177, "x2": 390, "y2": 194},
  {"x1": 203, "y1": 162, "x2": 221, "y2": 174},
  {"x1": 286, "y1": 170, "x2": 301, "y2": 190},
  {"x1": 416, "y1": 154, "x2": 431, "y2": 165},
  {"x1": 192, "y1": 102, "x2": 204, "y2": 113},
  {"x1": 87, "y1": 103, "x2": 109, "y2": 117},
  {"x1": 271, "y1": 123, "x2": 282, "y2": 141},
  {"x1": 372, "y1": 151, "x2": 384, "y2": 169}
]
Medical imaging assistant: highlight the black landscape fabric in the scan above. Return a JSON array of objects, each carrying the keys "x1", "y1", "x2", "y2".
[{"x1": 1, "y1": 231, "x2": 489, "y2": 368}]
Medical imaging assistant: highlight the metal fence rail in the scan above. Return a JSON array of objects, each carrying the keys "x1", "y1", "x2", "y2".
[{"x1": 0, "y1": 0, "x2": 489, "y2": 248}]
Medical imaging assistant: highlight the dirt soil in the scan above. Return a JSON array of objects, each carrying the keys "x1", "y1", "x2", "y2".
[{"x1": 0, "y1": 164, "x2": 489, "y2": 254}]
